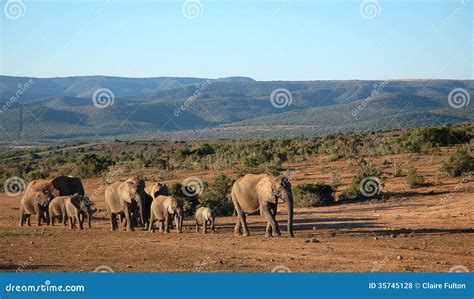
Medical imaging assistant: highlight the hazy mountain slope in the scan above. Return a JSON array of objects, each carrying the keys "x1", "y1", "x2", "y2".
[{"x1": 0, "y1": 76, "x2": 472, "y2": 142}]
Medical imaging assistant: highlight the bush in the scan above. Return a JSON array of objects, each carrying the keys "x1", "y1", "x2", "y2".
[
  {"x1": 442, "y1": 148, "x2": 474, "y2": 177},
  {"x1": 399, "y1": 126, "x2": 471, "y2": 152},
  {"x1": 198, "y1": 173, "x2": 235, "y2": 216},
  {"x1": 293, "y1": 183, "x2": 335, "y2": 207},
  {"x1": 407, "y1": 165, "x2": 424, "y2": 188},
  {"x1": 74, "y1": 154, "x2": 115, "y2": 178},
  {"x1": 169, "y1": 183, "x2": 198, "y2": 217}
]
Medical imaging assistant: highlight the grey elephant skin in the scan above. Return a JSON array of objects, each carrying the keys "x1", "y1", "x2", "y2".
[
  {"x1": 149, "y1": 195, "x2": 183, "y2": 233},
  {"x1": 19, "y1": 191, "x2": 54, "y2": 226},
  {"x1": 195, "y1": 207, "x2": 216, "y2": 234},
  {"x1": 26, "y1": 176, "x2": 85, "y2": 197},
  {"x1": 231, "y1": 174, "x2": 294, "y2": 237},
  {"x1": 49, "y1": 196, "x2": 68, "y2": 226},
  {"x1": 104, "y1": 177, "x2": 145, "y2": 232},
  {"x1": 65, "y1": 194, "x2": 96, "y2": 230}
]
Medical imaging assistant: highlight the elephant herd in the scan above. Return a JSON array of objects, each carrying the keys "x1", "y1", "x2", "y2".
[{"x1": 17, "y1": 174, "x2": 295, "y2": 237}]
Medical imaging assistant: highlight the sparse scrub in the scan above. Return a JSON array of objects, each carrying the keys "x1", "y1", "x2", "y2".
[
  {"x1": 442, "y1": 147, "x2": 474, "y2": 177},
  {"x1": 293, "y1": 183, "x2": 335, "y2": 207}
]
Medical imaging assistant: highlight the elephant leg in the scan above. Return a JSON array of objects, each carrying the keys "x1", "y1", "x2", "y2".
[
  {"x1": 234, "y1": 219, "x2": 241, "y2": 235},
  {"x1": 203, "y1": 220, "x2": 207, "y2": 234},
  {"x1": 164, "y1": 214, "x2": 170, "y2": 233},
  {"x1": 195, "y1": 220, "x2": 199, "y2": 233},
  {"x1": 69, "y1": 217, "x2": 74, "y2": 229},
  {"x1": 261, "y1": 204, "x2": 279, "y2": 237},
  {"x1": 26, "y1": 215, "x2": 31, "y2": 226},
  {"x1": 110, "y1": 213, "x2": 117, "y2": 231},
  {"x1": 148, "y1": 212, "x2": 155, "y2": 232},
  {"x1": 19, "y1": 206, "x2": 25, "y2": 227},
  {"x1": 124, "y1": 205, "x2": 134, "y2": 232},
  {"x1": 233, "y1": 201, "x2": 250, "y2": 236},
  {"x1": 271, "y1": 203, "x2": 280, "y2": 235},
  {"x1": 211, "y1": 219, "x2": 215, "y2": 232},
  {"x1": 159, "y1": 220, "x2": 165, "y2": 233},
  {"x1": 87, "y1": 213, "x2": 92, "y2": 229},
  {"x1": 77, "y1": 212, "x2": 83, "y2": 230}
]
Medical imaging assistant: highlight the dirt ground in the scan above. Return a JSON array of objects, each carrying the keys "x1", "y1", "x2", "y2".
[{"x1": 0, "y1": 150, "x2": 473, "y2": 272}]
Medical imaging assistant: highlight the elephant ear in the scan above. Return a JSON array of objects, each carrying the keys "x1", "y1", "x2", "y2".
[
  {"x1": 165, "y1": 197, "x2": 178, "y2": 214},
  {"x1": 118, "y1": 181, "x2": 135, "y2": 204},
  {"x1": 257, "y1": 177, "x2": 278, "y2": 204},
  {"x1": 70, "y1": 195, "x2": 81, "y2": 210}
]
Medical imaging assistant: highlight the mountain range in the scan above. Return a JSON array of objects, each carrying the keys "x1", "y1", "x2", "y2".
[{"x1": 0, "y1": 75, "x2": 472, "y2": 142}]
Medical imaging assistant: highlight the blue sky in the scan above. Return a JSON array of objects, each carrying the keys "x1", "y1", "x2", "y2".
[{"x1": 0, "y1": 0, "x2": 472, "y2": 80}]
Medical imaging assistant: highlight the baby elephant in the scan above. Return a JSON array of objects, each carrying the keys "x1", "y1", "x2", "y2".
[
  {"x1": 149, "y1": 196, "x2": 183, "y2": 233},
  {"x1": 195, "y1": 207, "x2": 216, "y2": 234},
  {"x1": 20, "y1": 191, "x2": 54, "y2": 226},
  {"x1": 49, "y1": 196, "x2": 68, "y2": 226},
  {"x1": 65, "y1": 194, "x2": 96, "y2": 230}
]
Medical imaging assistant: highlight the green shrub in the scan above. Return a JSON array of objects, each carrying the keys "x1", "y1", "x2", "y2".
[
  {"x1": 74, "y1": 154, "x2": 114, "y2": 177},
  {"x1": 442, "y1": 148, "x2": 474, "y2": 177},
  {"x1": 398, "y1": 126, "x2": 471, "y2": 152},
  {"x1": 407, "y1": 165, "x2": 424, "y2": 188},
  {"x1": 198, "y1": 173, "x2": 234, "y2": 216},
  {"x1": 293, "y1": 183, "x2": 335, "y2": 207}
]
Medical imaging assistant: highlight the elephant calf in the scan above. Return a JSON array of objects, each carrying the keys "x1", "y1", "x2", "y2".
[
  {"x1": 149, "y1": 196, "x2": 183, "y2": 233},
  {"x1": 19, "y1": 191, "x2": 54, "y2": 227},
  {"x1": 65, "y1": 194, "x2": 96, "y2": 230},
  {"x1": 49, "y1": 196, "x2": 68, "y2": 226},
  {"x1": 195, "y1": 207, "x2": 216, "y2": 234}
]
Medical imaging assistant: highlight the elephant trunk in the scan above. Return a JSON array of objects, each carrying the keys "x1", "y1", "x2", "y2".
[{"x1": 284, "y1": 191, "x2": 294, "y2": 237}]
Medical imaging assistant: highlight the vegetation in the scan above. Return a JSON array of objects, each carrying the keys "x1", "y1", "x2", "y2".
[
  {"x1": 442, "y1": 147, "x2": 474, "y2": 177},
  {"x1": 293, "y1": 183, "x2": 335, "y2": 207}
]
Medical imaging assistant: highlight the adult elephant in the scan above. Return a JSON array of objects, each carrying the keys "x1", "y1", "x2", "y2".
[
  {"x1": 140, "y1": 182, "x2": 169, "y2": 229},
  {"x1": 26, "y1": 176, "x2": 85, "y2": 197},
  {"x1": 231, "y1": 174, "x2": 294, "y2": 237},
  {"x1": 104, "y1": 177, "x2": 145, "y2": 232}
]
